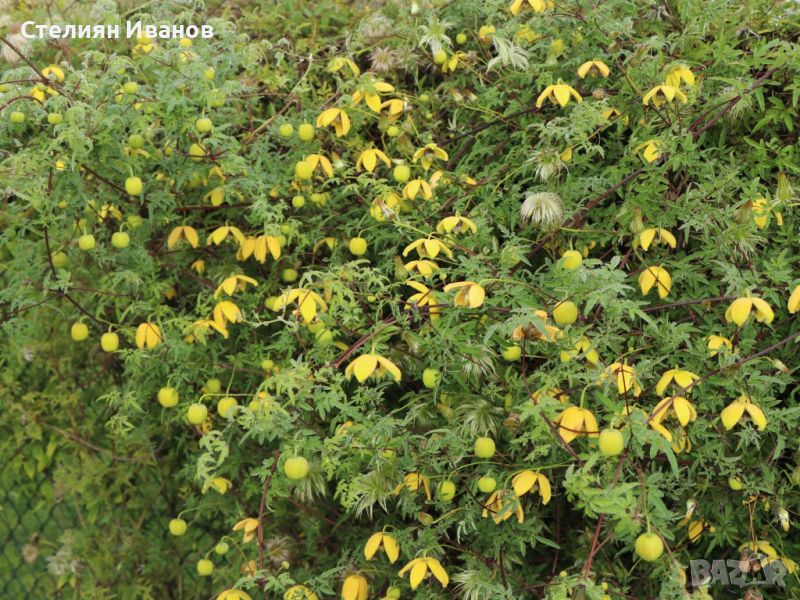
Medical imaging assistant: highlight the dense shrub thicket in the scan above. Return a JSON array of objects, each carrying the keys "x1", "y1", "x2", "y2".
[{"x1": 2, "y1": 0, "x2": 800, "y2": 598}]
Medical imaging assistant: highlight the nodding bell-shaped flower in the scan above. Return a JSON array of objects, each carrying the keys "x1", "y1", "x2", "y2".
[
  {"x1": 398, "y1": 557, "x2": 449, "y2": 589},
  {"x1": 642, "y1": 84, "x2": 688, "y2": 106},
  {"x1": 509, "y1": 0, "x2": 547, "y2": 15},
  {"x1": 707, "y1": 335, "x2": 733, "y2": 356},
  {"x1": 554, "y1": 406, "x2": 599, "y2": 442},
  {"x1": 536, "y1": 83, "x2": 582, "y2": 108},
  {"x1": 577, "y1": 59, "x2": 610, "y2": 78},
  {"x1": 637, "y1": 228, "x2": 676, "y2": 251},
  {"x1": 720, "y1": 395, "x2": 767, "y2": 431},
  {"x1": 602, "y1": 361, "x2": 643, "y2": 396},
  {"x1": 655, "y1": 368, "x2": 700, "y2": 397},
  {"x1": 341, "y1": 574, "x2": 368, "y2": 600},
  {"x1": 394, "y1": 472, "x2": 431, "y2": 500},
  {"x1": 638, "y1": 265, "x2": 672, "y2": 299},
  {"x1": 316, "y1": 107, "x2": 351, "y2": 137},
  {"x1": 512, "y1": 470, "x2": 552, "y2": 503},
  {"x1": 443, "y1": 281, "x2": 486, "y2": 308},
  {"x1": 345, "y1": 353, "x2": 402, "y2": 383},
  {"x1": 364, "y1": 532, "x2": 400, "y2": 563},
  {"x1": 725, "y1": 296, "x2": 774, "y2": 326}
]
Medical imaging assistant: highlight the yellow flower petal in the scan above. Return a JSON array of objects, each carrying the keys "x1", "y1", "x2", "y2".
[
  {"x1": 744, "y1": 403, "x2": 767, "y2": 431},
  {"x1": 425, "y1": 558, "x2": 449, "y2": 587},
  {"x1": 364, "y1": 533, "x2": 382, "y2": 560},
  {"x1": 350, "y1": 354, "x2": 378, "y2": 382},
  {"x1": 409, "y1": 560, "x2": 427, "y2": 589},
  {"x1": 720, "y1": 401, "x2": 745, "y2": 430},
  {"x1": 382, "y1": 534, "x2": 400, "y2": 563}
]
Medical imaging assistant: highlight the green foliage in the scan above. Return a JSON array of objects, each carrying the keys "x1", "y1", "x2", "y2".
[{"x1": 2, "y1": 0, "x2": 800, "y2": 598}]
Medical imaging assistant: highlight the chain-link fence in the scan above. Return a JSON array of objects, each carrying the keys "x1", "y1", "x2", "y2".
[{"x1": 0, "y1": 445, "x2": 78, "y2": 596}]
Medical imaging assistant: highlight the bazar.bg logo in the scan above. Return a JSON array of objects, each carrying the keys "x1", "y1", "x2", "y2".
[{"x1": 690, "y1": 554, "x2": 788, "y2": 588}]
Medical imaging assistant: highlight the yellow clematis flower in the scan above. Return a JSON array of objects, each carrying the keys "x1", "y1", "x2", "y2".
[
  {"x1": 665, "y1": 65, "x2": 695, "y2": 88},
  {"x1": 405, "y1": 281, "x2": 441, "y2": 318},
  {"x1": 341, "y1": 574, "x2": 368, "y2": 600},
  {"x1": 512, "y1": 312, "x2": 557, "y2": 343},
  {"x1": 272, "y1": 289, "x2": 328, "y2": 323},
  {"x1": 403, "y1": 238, "x2": 452, "y2": 259},
  {"x1": 403, "y1": 178, "x2": 433, "y2": 200},
  {"x1": 602, "y1": 361, "x2": 642, "y2": 396},
  {"x1": 233, "y1": 517, "x2": 259, "y2": 543},
  {"x1": 750, "y1": 198, "x2": 783, "y2": 228},
  {"x1": 739, "y1": 541, "x2": 797, "y2": 574},
  {"x1": 188, "y1": 318, "x2": 228, "y2": 340},
  {"x1": 721, "y1": 395, "x2": 767, "y2": 431},
  {"x1": 602, "y1": 107, "x2": 625, "y2": 122},
  {"x1": 394, "y1": 472, "x2": 431, "y2": 500},
  {"x1": 313, "y1": 237, "x2": 337, "y2": 253},
  {"x1": 655, "y1": 368, "x2": 700, "y2": 396},
  {"x1": 412, "y1": 143, "x2": 449, "y2": 170},
  {"x1": 238, "y1": 235, "x2": 281, "y2": 263},
  {"x1": 436, "y1": 215, "x2": 477, "y2": 234},
  {"x1": 636, "y1": 139, "x2": 662, "y2": 163},
  {"x1": 681, "y1": 518, "x2": 714, "y2": 543},
  {"x1": 531, "y1": 387, "x2": 569, "y2": 405},
  {"x1": 443, "y1": 281, "x2": 486, "y2": 308},
  {"x1": 788, "y1": 284, "x2": 800, "y2": 313},
  {"x1": 509, "y1": 0, "x2": 546, "y2": 14},
  {"x1": 328, "y1": 56, "x2": 360, "y2": 77},
  {"x1": 305, "y1": 153, "x2": 334, "y2": 178},
  {"x1": 398, "y1": 557, "x2": 449, "y2": 589},
  {"x1": 345, "y1": 353, "x2": 401, "y2": 382},
  {"x1": 478, "y1": 25, "x2": 496, "y2": 43},
  {"x1": 284, "y1": 585, "x2": 319, "y2": 600},
  {"x1": 404, "y1": 259, "x2": 439, "y2": 277},
  {"x1": 135, "y1": 322, "x2": 162, "y2": 349},
  {"x1": 214, "y1": 274, "x2": 258, "y2": 297},
  {"x1": 707, "y1": 335, "x2": 733, "y2": 356},
  {"x1": 356, "y1": 148, "x2": 391, "y2": 173},
  {"x1": 191, "y1": 259, "x2": 205, "y2": 274},
  {"x1": 208, "y1": 477, "x2": 232, "y2": 494},
  {"x1": 316, "y1": 107, "x2": 351, "y2": 137},
  {"x1": 381, "y1": 98, "x2": 405, "y2": 120},
  {"x1": 638, "y1": 265, "x2": 671, "y2": 298},
  {"x1": 370, "y1": 193, "x2": 401, "y2": 221},
  {"x1": 167, "y1": 225, "x2": 200, "y2": 249},
  {"x1": 638, "y1": 228, "x2": 676, "y2": 251},
  {"x1": 577, "y1": 59, "x2": 610, "y2": 78},
  {"x1": 555, "y1": 406, "x2": 599, "y2": 442},
  {"x1": 724, "y1": 296, "x2": 774, "y2": 326},
  {"x1": 204, "y1": 186, "x2": 225, "y2": 206},
  {"x1": 219, "y1": 590, "x2": 252, "y2": 600},
  {"x1": 364, "y1": 532, "x2": 400, "y2": 563},
  {"x1": 651, "y1": 396, "x2": 697, "y2": 427},
  {"x1": 93, "y1": 202, "x2": 122, "y2": 221},
  {"x1": 352, "y1": 80, "x2": 394, "y2": 112},
  {"x1": 536, "y1": 83, "x2": 582, "y2": 108},
  {"x1": 559, "y1": 336, "x2": 600, "y2": 365},
  {"x1": 207, "y1": 225, "x2": 246, "y2": 246},
  {"x1": 42, "y1": 65, "x2": 66, "y2": 82},
  {"x1": 213, "y1": 301, "x2": 243, "y2": 329},
  {"x1": 441, "y1": 51, "x2": 468, "y2": 73},
  {"x1": 512, "y1": 470, "x2": 551, "y2": 503},
  {"x1": 482, "y1": 489, "x2": 525, "y2": 524},
  {"x1": 642, "y1": 84, "x2": 688, "y2": 106},
  {"x1": 515, "y1": 24, "x2": 541, "y2": 43},
  {"x1": 29, "y1": 86, "x2": 46, "y2": 102}
]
